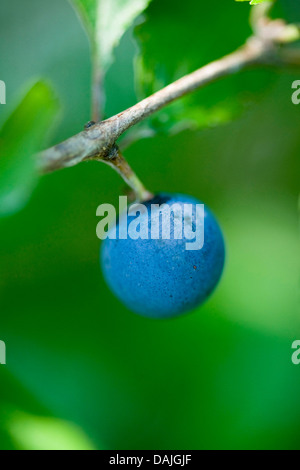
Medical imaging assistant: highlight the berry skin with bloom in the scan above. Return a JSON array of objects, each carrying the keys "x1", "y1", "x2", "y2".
[{"x1": 101, "y1": 194, "x2": 225, "y2": 319}]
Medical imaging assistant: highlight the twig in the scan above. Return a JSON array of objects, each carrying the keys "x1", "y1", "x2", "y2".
[
  {"x1": 37, "y1": 6, "x2": 300, "y2": 200},
  {"x1": 101, "y1": 146, "x2": 153, "y2": 201},
  {"x1": 38, "y1": 41, "x2": 266, "y2": 173}
]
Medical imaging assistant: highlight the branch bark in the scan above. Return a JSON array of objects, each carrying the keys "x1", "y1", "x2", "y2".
[
  {"x1": 37, "y1": 12, "x2": 300, "y2": 181},
  {"x1": 38, "y1": 40, "x2": 266, "y2": 173}
]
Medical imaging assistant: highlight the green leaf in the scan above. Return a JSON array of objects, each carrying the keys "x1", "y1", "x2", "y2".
[
  {"x1": 235, "y1": 0, "x2": 272, "y2": 4},
  {"x1": 6, "y1": 411, "x2": 96, "y2": 450},
  {"x1": 0, "y1": 81, "x2": 59, "y2": 218},
  {"x1": 70, "y1": 0, "x2": 152, "y2": 73},
  {"x1": 134, "y1": 0, "x2": 272, "y2": 136}
]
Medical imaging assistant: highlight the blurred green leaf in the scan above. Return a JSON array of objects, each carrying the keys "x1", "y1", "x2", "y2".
[
  {"x1": 134, "y1": 54, "x2": 239, "y2": 136},
  {"x1": 0, "y1": 81, "x2": 59, "y2": 218},
  {"x1": 236, "y1": 0, "x2": 272, "y2": 4},
  {"x1": 6, "y1": 411, "x2": 95, "y2": 450},
  {"x1": 133, "y1": 0, "x2": 272, "y2": 135},
  {"x1": 70, "y1": 0, "x2": 152, "y2": 73}
]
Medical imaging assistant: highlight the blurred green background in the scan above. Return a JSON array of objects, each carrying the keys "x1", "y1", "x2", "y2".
[{"x1": 0, "y1": 0, "x2": 299, "y2": 450}]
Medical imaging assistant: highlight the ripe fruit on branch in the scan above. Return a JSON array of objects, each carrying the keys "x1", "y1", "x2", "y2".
[{"x1": 101, "y1": 194, "x2": 225, "y2": 319}]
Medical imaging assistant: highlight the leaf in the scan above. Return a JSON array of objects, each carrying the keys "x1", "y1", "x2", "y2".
[
  {"x1": 133, "y1": 0, "x2": 273, "y2": 136},
  {"x1": 70, "y1": 0, "x2": 152, "y2": 73},
  {"x1": 235, "y1": 0, "x2": 272, "y2": 4},
  {"x1": 6, "y1": 411, "x2": 96, "y2": 450},
  {"x1": 0, "y1": 81, "x2": 59, "y2": 218}
]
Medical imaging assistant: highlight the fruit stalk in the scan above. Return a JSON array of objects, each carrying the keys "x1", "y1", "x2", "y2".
[{"x1": 101, "y1": 147, "x2": 153, "y2": 201}]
